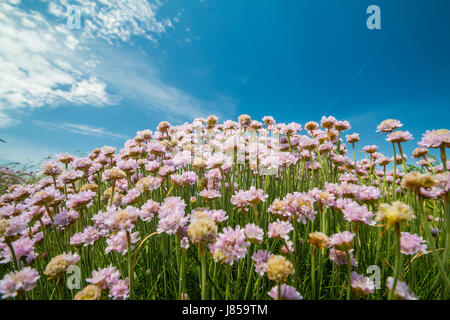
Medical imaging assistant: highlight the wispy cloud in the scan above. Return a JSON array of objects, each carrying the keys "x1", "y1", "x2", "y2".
[
  {"x1": 33, "y1": 120, "x2": 128, "y2": 140},
  {"x1": 0, "y1": 0, "x2": 178, "y2": 127},
  {"x1": 0, "y1": 1, "x2": 115, "y2": 127},
  {"x1": 0, "y1": 1, "x2": 235, "y2": 129}
]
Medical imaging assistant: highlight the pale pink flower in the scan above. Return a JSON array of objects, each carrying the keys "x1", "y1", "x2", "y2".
[
  {"x1": 418, "y1": 129, "x2": 450, "y2": 148},
  {"x1": 251, "y1": 250, "x2": 271, "y2": 275},
  {"x1": 213, "y1": 226, "x2": 250, "y2": 265},
  {"x1": 346, "y1": 133, "x2": 360, "y2": 144},
  {"x1": 377, "y1": 119, "x2": 403, "y2": 133},
  {"x1": 387, "y1": 131, "x2": 413, "y2": 143},
  {"x1": 105, "y1": 231, "x2": 139, "y2": 255},
  {"x1": 329, "y1": 248, "x2": 358, "y2": 266},
  {"x1": 386, "y1": 277, "x2": 418, "y2": 300},
  {"x1": 109, "y1": 278, "x2": 129, "y2": 300},
  {"x1": 0, "y1": 267, "x2": 39, "y2": 298},
  {"x1": 329, "y1": 231, "x2": 355, "y2": 251},
  {"x1": 268, "y1": 219, "x2": 293, "y2": 241},
  {"x1": 350, "y1": 272, "x2": 375, "y2": 296},
  {"x1": 244, "y1": 223, "x2": 264, "y2": 243},
  {"x1": 86, "y1": 266, "x2": 121, "y2": 290},
  {"x1": 400, "y1": 232, "x2": 427, "y2": 255},
  {"x1": 268, "y1": 284, "x2": 303, "y2": 300}
]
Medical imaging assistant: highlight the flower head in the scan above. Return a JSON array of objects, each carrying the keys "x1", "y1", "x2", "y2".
[
  {"x1": 350, "y1": 272, "x2": 375, "y2": 296},
  {"x1": 74, "y1": 285, "x2": 102, "y2": 300},
  {"x1": 377, "y1": 119, "x2": 403, "y2": 133},
  {"x1": 0, "y1": 267, "x2": 39, "y2": 298},
  {"x1": 268, "y1": 284, "x2": 303, "y2": 300},
  {"x1": 386, "y1": 277, "x2": 418, "y2": 300},
  {"x1": 418, "y1": 129, "x2": 450, "y2": 148},
  {"x1": 187, "y1": 216, "x2": 217, "y2": 244},
  {"x1": 329, "y1": 231, "x2": 355, "y2": 251},
  {"x1": 400, "y1": 232, "x2": 427, "y2": 255},
  {"x1": 213, "y1": 226, "x2": 250, "y2": 265},
  {"x1": 44, "y1": 252, "x2": 80, "y2": 279},
  {"x1": 266, "y1": 255, "x2": 294, "y2": 283},
  {"x1": 376, "y1": 201, "x2": 415, "y2": 228},
  {"x1": 307, "y1": 232, "x2": 330, "y2": 249}
]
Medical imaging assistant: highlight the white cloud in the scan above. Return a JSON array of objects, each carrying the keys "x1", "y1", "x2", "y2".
[
  {"x1": 32, "y1": 120, "x2": 128, "y2": 140},
  {"x1": 48, "y1": 0, "x2": 169, "y2": 43},
  {"x1": 0, "y1": 2, "x2": 114, "y2": 127},
  {"x1": 0, "y1": 1, "x2": 178, "y2": 127},
  {"x1": 0, "y1": 1, "x2": 237, "y2": 130}
]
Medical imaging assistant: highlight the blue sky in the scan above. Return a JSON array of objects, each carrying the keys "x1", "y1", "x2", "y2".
[{"x1": 0, "y1": 0, "x2": 449, "y2": 168}]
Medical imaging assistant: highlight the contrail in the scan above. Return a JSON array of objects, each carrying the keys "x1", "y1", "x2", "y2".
[{"x1": 323, "y1": 62, "x2": 368, "y2": 116}]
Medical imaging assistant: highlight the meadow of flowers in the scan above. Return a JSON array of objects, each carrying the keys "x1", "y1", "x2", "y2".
[{"x1": 0, "y1": 115, "x2": 448, "y2": 300}]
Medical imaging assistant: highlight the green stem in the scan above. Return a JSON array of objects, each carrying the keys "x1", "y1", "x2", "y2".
[
  {"x1": 392, "y1": 143, "x2": 397, "y2": 200},
  {"x1": 200, "y1": 243, "x2": 207, "y2": 300},
  {"x1": 311, "y1": 247, "x2": 316, "y2": 300},
  {"x1": 346, "y1": 250, "x2": 352, "y2": 300},
  {"x1": 388, "y1": 224, "x2": 402, "y2": 300},
  {"x1": 5, "y1": 239, "x2": 19, "y2": 270},
  {"x1": 126, "y1": 230, "x2": 135, "y2": 300}
]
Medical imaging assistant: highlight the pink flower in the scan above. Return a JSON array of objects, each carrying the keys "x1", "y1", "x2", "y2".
[
  {"x1": 329, "y1": 248, "x2": 358, "y2": 266},
  {"x1": 283, "y1": 192, "x2": 317, "y2": 223},
  {"x1": 140, "y1": 199, "x2": 159, "y2": 222},
  {"x1": 86, "y1": 266, "x2": 121, "y2": 290},
  {"x1": 67, "y1": 190, "x2": 96, "y2": 210},
  {"x1": 356, "y1": 185, "x2": 381, "y2": 201},
  {"x1": 329, "y1": 231, "x2": 355, "y2": 251},
  {"x1": 103, "y1": 206, "x2": 140, "y2": 231},
  {"x1": 29, "y1": 187, "x2": 64, "y2": 207},
  {"x1": 400, "y1": 232, "x2": 427, "y2": 255},
  {"x1": 109, "y1": 278, "x2": 129, "y2": 300},
  {"x1": 346, "y1": 133, "x2": 360, "y2": 144},
  {"x1": 341, "y1": 201, "x2": 375, "y2": 226},
  {"x1": 335, "y1": 120, "x2": 351, "y2": 131},
  {"x1": 268, "y1": 219, "x2": 293, "y2": 241},
  {"x1": 58, "y1": 170, "x2": 84, "y2": 185},
  {"x1": 377, "y1": 119, "x2": 403, "y2": 133},
  {"x1": 0, "y1": 267, "x2": 40, "y2": 298},
  {"x1": 244, "y1": 223, "x2": 264, "y2": 243},
  {"x1": 230, "y1": 190, "x2": 250, "y2": 208},
  {"x1": 158, "y1": 197, "x2": 186, "y2": 219},
  {"x1": 1, "y1": 237, "x2": 37, "y2": 265},
  {"x1": 350, "y1": 272, "x2": 375, "y2": 296},
  {"x1": 205, "y1": 209, "x2": 228, "y2": 223},
  {"x1": 53, "y1": 209, "x2": 79, "y2": 228},
  {"x1": 298, "y1": 135, "x2": 319, "y2": 150},
  {"x1": 268, "y1": 284, "x2": 303, "y2": 300},
  {"x1": 363, "y1": 145, "x2": 378, "y2": 154},
  {"x1": 251, "y1": 250, "x2": 271, "y2": 275},
  {"x1": 121, "y1": 187, "x2": 142, "y2": 206},
  {"x1": 105, "y1": 231, "x2": 139, "y2": 255},
  {"x1": 418, "y1": 129, "x2": 450, "y2": 148},
  {"x1": 181, "y1": 171, "x2": 198, "y2": 185},
  {"x1": 387, "y1": 131, "x2": 413, "y2": 143},
  {"x1": 231, "y1": 187, "x2": 268, "y2": 207},
  {"x1": 41, "y1": 161, "x2": 62, "y2": 177},
  {"x1": 157, "y1": 210, "x2": 188, "y2": 235},
  {"x1": 321, "y1": 116, "x2": 337, "y2": 129},
  {"x1": 245, "y1": 186, "x2": 268, "y2": 205},
  {"x1": 386, "y1": 277, "x2": 418, "y2": 300},
  {"x1": 70, "y1": 226, "x2": 102, "y2": 247},
  {"x1": 199, "y1": 189, "x2": 222, "y2": 199},
  {"x1": 213, "y1": 226, "x2": 250, "y2": 265}
]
